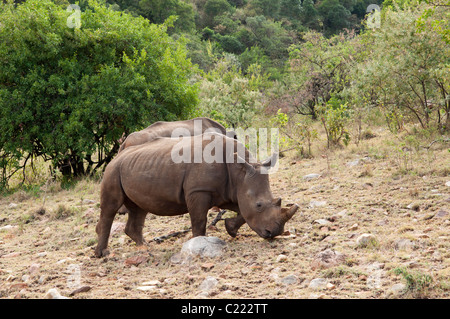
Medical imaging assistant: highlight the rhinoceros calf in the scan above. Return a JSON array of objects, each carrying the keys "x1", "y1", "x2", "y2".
[
  {"x1": 118, "y1": 117, "x2": 236, "y2": 152},
  {"x1": 95, "y1": 133, "x2": 298, "y2": 258}
]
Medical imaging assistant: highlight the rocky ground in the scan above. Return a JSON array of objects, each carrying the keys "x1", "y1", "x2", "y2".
[{"x1": 0, "y1": 128, "x2": 449, "y2": 299}]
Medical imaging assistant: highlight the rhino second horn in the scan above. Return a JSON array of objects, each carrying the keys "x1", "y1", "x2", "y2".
[
  {"x1": 282, "y1": 204, "x2": 299, "y2": 222},
  {"x1": 261, "y1": 152, "x2": 278, "y2": 168}
]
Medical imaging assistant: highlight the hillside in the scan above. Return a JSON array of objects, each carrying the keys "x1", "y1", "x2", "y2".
[{"x1": 0, "y1": 127, "x2": 448, "y2": 299}]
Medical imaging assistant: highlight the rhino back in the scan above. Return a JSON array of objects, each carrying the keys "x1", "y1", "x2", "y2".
[
  {"x1": 117, "y1": 137, "x2": 230, "y2": 216},
  {"x1": 120, "y1": 118, "x2": 226, "y2": 152}
]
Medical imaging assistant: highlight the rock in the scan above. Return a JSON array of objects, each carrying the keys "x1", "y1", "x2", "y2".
[
  {"x1": 82, "y1": 199, "x2": 96, "y2": 205},
  {"x1": 366, "y1": 262, "x2": 384, "y2": 289},
  {"x1": 394, "y1": 239, "x2": 415, "y2": 251},
  {"x1": 269, "y1": 267, "x2": 281, "y2": 281},
  {"x1": 313, "y1": 218, "x2": 330, "y2": 225},
  {"x1": 311, "y1": 249, "x2": 346, "y2": 270},
  {"x1": 276, "y1": 254, "x2": 288, "y2": 262},
  {"x1": 435, "y1": 210, "x2": 448, "y2": 218},
  {"x1": 0, "y1": 225, "x2": 18, "y2": 231},
  {"x1": 308, "y1": 278, "x2": 328, "y2": 290},
  {"x1": 124, "y1": 255, "x2": 149, "y2": 267},
  {"x1": 348, "y1": 223, "x2": 358, "y2": 231},
  {"x1": 29, "y1": 263, "x2": 40, "y2": 275},
  {"x1": 137, "y1": 285, "x2": 157, "y2": 291},
  {"x1": 303, "y1": 173, "x2": 321, "y2": 181},
  {"x1": 326, "y1": 283, "x2": 336, "y2": 290},
  {"x1": 164, "y1": 278, "x2": 176, "y2": 285},
  {"x1": 44, "y1": 288, "x2": 70, "y2": 299},
  {"x1": 308, "y1": 293, "x2": 326, "y2": 299},
  {"x1": 356, "y1": 233, "x2": 378, "y2": 248},
  {"x1": 9, "y1": 283, "x2": 28, "y2": 291},
  {"x1": 69, "y1": 286, "x2": 91, "y2": 296},
  {"x1": 346, "y1": 159, "x2": 360, "y2": 167},
  {"x1": 446, "y1": 181, "x2": 450, "y2": 187},
  {"x1": 309, "y1": 201, "x2": 327, "y2": 208},
  {"x1": 406, "y1": 202, "x2": 420, "y2": 211},
  {"x1": 8, "y1": 203, "x2": 18, "y2": 209},
  {"x1": 180, "y1": 236, "x2": 227, "y2": 258},
  {"x1": 280, "y1": 274, "x2": 298, "y2": 285},
  {"x1": 377, "y1": 219, "x2": 389, "y2": 226},
  {"x1": 389, "y1": 283, "x2": 406, "y2": 295},
  {"x1": 199, "y1": 276, "x2": 218, "y2": 293},
  {"x1": 201, "y1": 262, "x2": 215, "y2": 271},
  {"x1": 2, "y1": 252, "x2": 21, "y2": 258},
  {"x1": 141, "y1": 280, "x2": 161, "y2": 286},
  {"x1": 110, "y1": 222, "x2": 126, "y2": 235},
  {"x1": 170, "y1": 252, "x2": 192, "y2": 265},
  {"x1": 405, "y1": 261, "x2": 420, "y2": 269},
  {"x1": 337, "y1": 209, "x2": 348, "y2": 218}
]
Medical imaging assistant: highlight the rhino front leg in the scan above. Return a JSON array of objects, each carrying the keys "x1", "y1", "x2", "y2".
[
  {"x1": 225, "y1": 214, "x2": 246, "y2": 237},
  {"x1": 187, "y1": 193, "x2": 212, "y2": 237}
]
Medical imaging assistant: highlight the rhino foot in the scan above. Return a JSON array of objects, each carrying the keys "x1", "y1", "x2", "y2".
[{"x1": 94, "y1": 247, "x2": 110, "y2": 258}]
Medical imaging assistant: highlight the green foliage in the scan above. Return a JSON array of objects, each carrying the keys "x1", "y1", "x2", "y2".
[
  {"x1": 0, "y1": 0, "x2": 199, "y2": 186},
  {"x1": 318, "y1": 0, "x2": 352, "y2": 36},
  {"x1": 352, "y1": 2, "x2": 450, "y2": 131},
  {"x1": 109, "y1": 0, "x2": 196, "y2": 32},
  {"x1": 270, "y1": 110, "x2": 319, "y2": 157},
  {"x1": 394, "y1": 267, "x2": 434, "y2": 297},
  {"x1": 286, "y1": 30, "x2": 357, "y2": 119},
  {"x1": 198, "y1": 57, "x2": 264, "y2": 128},
  {"x1": 318, "y1": 95, "x2": 351, "y2": 148}
]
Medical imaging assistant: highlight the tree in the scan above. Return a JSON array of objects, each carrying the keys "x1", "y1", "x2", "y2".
[
  {"x1": 279, "y1": 0, "x2": 302, "y2": 20},
  {"x1": 243, "y1": 15, "x2": 295, "y2": 63},
  {"x1": 248, "y1": 0, "x2": 281, "y2": 19},
  {"x1": 0, "y1": 0, "x2": 199, "y2": 186},
  {"x1": 285, "y1": 30, "x2": 356, "y2": 119},
  {"x1": 138, "y1": 0, "x2": 196, "y2": 32},
  {"x1": 350, "y1": 2, "x2": 450, "y2": 131},
  {"x1": 198, "y1": 57, "x2": 264, "y2": 128},
  {"x1": 318, "y1": 0, "x2": 353, "y2": 35},
  {"x1": 300, "y1": 0, "x2": 321, "y2": 30},
  {"x1": 202, "y1": 0, "x2": 234, "y2": 27}
]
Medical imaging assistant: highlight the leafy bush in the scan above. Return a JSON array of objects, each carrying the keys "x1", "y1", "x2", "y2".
[
  {"x1": 394, "y1": 267, "x2": 434, "y2": 298},
  {"x1": 198, "y1": 57, "x2": 263, "y2": 128},
  {"x1": 318, "y1": 95, "x2": 351, "y2": 148},
  {"x1": 0, "y1": 0, "x2": 198, "y2": 187}
]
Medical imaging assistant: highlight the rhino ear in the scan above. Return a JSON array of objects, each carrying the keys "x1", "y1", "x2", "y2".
[
  {"x1": 261, "y1": 152, "x2": 278, "y2": 168},
  {"x1": 272, "y1": 198, "x2": 282, "y2": 206},
  {"x1": 234, "y1": 152, "x2": 256, "y2": 176}
]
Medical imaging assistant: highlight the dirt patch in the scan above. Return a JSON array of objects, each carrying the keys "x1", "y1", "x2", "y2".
[{"x1": 0, "y1": 130, "x2": 449, "y2": 299}]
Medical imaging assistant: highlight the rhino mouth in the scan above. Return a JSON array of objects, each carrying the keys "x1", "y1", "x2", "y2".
[
  {"x1": 262, "y1": 229, "x2": 276, "y2": 239},
  {"x1": 259, "y1": 222, "x2": 284, "y2": 239}
]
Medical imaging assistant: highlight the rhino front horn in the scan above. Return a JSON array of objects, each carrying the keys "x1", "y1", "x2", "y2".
[{"x1": 281, "y1": 204, "x2": 299, "y2": 222}]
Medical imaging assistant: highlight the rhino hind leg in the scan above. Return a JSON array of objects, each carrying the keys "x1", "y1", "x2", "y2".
[
  {"x1": 124, "y1": 200, "x2": 147, "y2": 246},
  {"x1": 95, "y1": 171, "x2": 125, "y2": 258},
  {"x1": 95, "y1": 198, "x2": 124, "y2": 258}
]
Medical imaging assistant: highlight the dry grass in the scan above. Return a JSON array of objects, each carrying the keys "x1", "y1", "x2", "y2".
[{"x1": 0, "y1": 126, "x2": 449, "y2": 299}]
